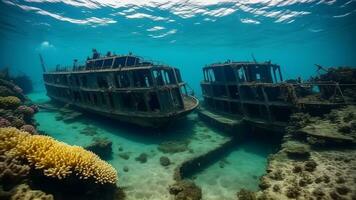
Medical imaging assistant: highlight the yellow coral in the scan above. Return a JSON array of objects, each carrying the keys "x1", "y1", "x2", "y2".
[
  {"x1": 0, "y1": 96, "x2": 21, "y2": 108},
  {"x1": 0, "y1": 127, "x2": 117, "y2": 184},
  {"x1": 0, "y1": 127, "x2": 29, "y2": 155}
]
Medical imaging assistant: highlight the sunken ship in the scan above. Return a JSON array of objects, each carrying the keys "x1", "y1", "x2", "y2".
[
  {"x1": 42, "y1": 50, "x2": 199, "y2": 127},
  {"x1": 198, "y1": 61, "x2": 356, "y2": 132}
]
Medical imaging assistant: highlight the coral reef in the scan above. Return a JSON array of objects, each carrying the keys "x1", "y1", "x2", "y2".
[
  {"x1": 0, "y1": 77, "x2": 37, "y2": 130},
  {"x1": 9, "y1": 183, "x2": 53, "y2": 200},
  {"x1": 0, "y1": 154, "x2": 30, "y2": 190},
  {"x1": 0, "y1": 127, "x2": 118, "y2": 185},
  {"x1": 0, "y1": 78, "x2": 26, "y2": 101},
  {"x1": 0, "y1": 117, "x2": 11, "y2": 128},
  {"x1": 0, "y1": 96, "x2": 21, "y2": 109},
  {"x1": 236, "y1": 189, "x2": 256, "y2": 200},
  {"x1": 255, "y1": 105, "x2": 356, "y2": 200},
  {"x1": 16, "y1": 105, "x2": 34, "y2": 116},
  {"x1": 159, "y1": 156, "x2": 171, "y2": 166},
  {"x1": 20, "y1": 125, "x2": 36, "y2": 134},
  {"x1": 85, "y1": 137, "x2": 113, "y2": 160},
  {"x1": 169, "y1": 180, "x2": 202, "y2": 200}
]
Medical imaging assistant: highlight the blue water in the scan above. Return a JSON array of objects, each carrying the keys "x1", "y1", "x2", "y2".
[{"x1": 1, "y1": 0, "x2": 356, "y2": 94}]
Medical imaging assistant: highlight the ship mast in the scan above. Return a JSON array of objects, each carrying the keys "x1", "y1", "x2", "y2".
[{"x1": 39, "y1": 54, "x2": 46, "y2": 72}]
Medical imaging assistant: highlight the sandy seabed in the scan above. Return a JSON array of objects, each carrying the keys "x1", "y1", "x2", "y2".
[{"x1": 29, "y1": 92, "x2": 275, "y2": 200}]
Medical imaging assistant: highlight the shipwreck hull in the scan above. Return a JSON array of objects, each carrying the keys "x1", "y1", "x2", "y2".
[
  {"x1": 43, "y1": 52, "x2": 199, "y2": 128},
  {"x1": 49, "y1": 95, "x2": 198, "y2": 128},
  {"x1": 199, "y1": 61, "x2": 356, "y2": 133}
]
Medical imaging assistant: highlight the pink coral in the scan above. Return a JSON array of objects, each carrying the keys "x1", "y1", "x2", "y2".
[
  {"x1": 16, "y1": 105, "x2": 34, "y2": 116},
  {"x1": 30, "y1": 104, "x2": 39, "y2": 113},
  {"x1": 0, "y1": 117, "x2": 11, "y2": 128},
  {"x1": 20, "y1": 124, "x2": 36, "y2": 134}
]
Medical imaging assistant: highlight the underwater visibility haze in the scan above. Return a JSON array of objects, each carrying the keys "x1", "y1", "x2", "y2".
[{"x1": 1, "y1": 0, "x2": 356, "y2": 200}]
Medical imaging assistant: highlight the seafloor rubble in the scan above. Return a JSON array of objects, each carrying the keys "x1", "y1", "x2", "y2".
[
  {"x1": 0, "y1": 75, "x2": 124, "y2": 200},
  {"x1": 238, "y1": 105, "x2": 356, "y2": 200}
]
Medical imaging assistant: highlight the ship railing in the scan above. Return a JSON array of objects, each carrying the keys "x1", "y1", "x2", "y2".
[
  {"x1": 49, "y1": 58, "x2": 170, "y2": 72},
  {"x1": 289, "y1": 82, "x2": 356, "y2": 105}
]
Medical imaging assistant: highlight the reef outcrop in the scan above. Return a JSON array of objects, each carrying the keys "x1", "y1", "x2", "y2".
[
  {"x1": 169, "y1": 180, "x2": 202, "y2": 200},
  {"x1": 0, "y1": 127, "x2": 123, "y2": 200},
  {"x1": 0, "y1": 76, "x2": 124, "y2": 199},
  {"x1": 9, "y1": 183, "x2": 54, "y2": 200},
  {"x1": 158, "y1": 140, "x2": 190, "y2": 154},
  {"x1": 0, "y1": 127, "x2": 117, "y2": 184},
  {"x1": 249, "y1": 105, "x2": 356, "y2": 200},
  {"x1": 0, "y1": 76, "x2": 37, "y2": 130},
  {"x1": 85, "y1": 137, "x2": 113, "y2": 160}
]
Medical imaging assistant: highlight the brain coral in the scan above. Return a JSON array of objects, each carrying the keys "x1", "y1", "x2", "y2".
[
  {"x1": 0, "y1": 96, "x2": 21, "y2": 108},
  {"x1": 0, "y1": 127, "x2": 118, "y2": 185}
]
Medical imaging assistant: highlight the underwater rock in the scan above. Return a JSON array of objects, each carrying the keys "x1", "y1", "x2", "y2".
[
  {"x1": 158, "y1": 140, "x2": 189, "y2": 154},
  {"x1": 159, "y1": 156, "x2": 171, "y2": 166},
  {"x1": 312, "y1": 187, "x2": 325, "y2": 198},
  {"x1": 304, "y1": 160, "x2": 317, "y2": 172},
  {"x1": 118, "y1": 152, "x2": 130, "y2": 160},
  {"x1": 236, "y1": 189, "x2": 256, "y2": 200},
  {"x1": 301, "y1": 124, "x2": 354, "y2": 145},
  {"x1": 85, "y1": 138, "x2": 113, "y2": 160},
  {"x1": 0, "y1": 86, "x2": 15, "y2": 97},
  {"x1": 0, "y1": 117, "x2": 10, "y2": 128},
  {"x1": 299, "y1": 172, "x2": 313, "y2": 187},
  {"x1": 0, "y1": 155, "x2": 30, "y2": 191},
  {"x1": 336, "y1": 185, "x2": 350, "y2": 195},
  {"x1": 135, "y1": 153, "x2": 148, "y2": 163},
  {"x1": 283, "y1": 141, "x2": 310, "y2": 159},
  {"x1": 292, "y1": 164, "x2": 303, "y2": 173},
  {"x1": 80, "y1": 126, "x2": 98, "y2": 136},
  {"x1": 10, "y1": 184, "x2": 53, "y2": 200},
  {"x1": 10, "y1": 117, "x2": 25, "y2": 129},
  {"x1": 258, "y1": 176, "x2": 270, "y2": 190},
  {"x1": 269, "y1": 169, "x2": 284, "y2": 181},
  {"x1": 169, "y1": 180, "x2": 202, "y2": 200},
  {"x1": 123, "y1": 166, "x2": 129, "y2": 172},
  {"x1": 285, "y1": 183, "x2": 301, "y2": 198},
  {"x1": 20, "y1": 125, "x2": 36, "y2": 134},
  {"x1": 256, "y1": 106, "x2": 356, "y2": 200}
]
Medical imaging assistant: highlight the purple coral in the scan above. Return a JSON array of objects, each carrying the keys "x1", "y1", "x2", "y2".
[
  {"x1": 30, "y1": 104, "x2": 39, "y2": 113},
  {"x1": 16, "y1": 105, "x2": 34, "y2": 116}
]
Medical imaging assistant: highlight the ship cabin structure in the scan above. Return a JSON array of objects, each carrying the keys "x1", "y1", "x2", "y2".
[
  {"x1": 43, "y1": 50, "x2": 199, "y2": 127},
  {"x1": 199, "y1": 61, "x2": 355, "y2": 132}
]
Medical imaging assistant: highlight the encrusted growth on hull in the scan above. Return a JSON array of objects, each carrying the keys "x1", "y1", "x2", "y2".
[{"x1": 42, "y1": 50, "x2": 198, "y2": 127}]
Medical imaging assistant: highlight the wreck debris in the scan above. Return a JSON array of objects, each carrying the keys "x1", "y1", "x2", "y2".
[
  {"x1": 42, "y1": 50, "x2": 199, "y2": 128},
  {"x1": 198, "y1": 61, "x2": 356, "y2": 132}
]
